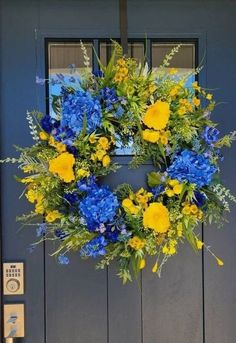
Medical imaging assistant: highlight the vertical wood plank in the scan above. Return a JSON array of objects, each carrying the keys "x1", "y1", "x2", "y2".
[{"x1": 0, "y1": 1, "x2": 45, "y2": 342}]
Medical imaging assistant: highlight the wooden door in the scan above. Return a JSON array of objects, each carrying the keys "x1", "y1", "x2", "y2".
[{"x1": 1, "y1": 1, "x2": 236, "y2": 342}]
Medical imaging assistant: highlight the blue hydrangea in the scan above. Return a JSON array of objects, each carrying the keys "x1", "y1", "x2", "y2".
[
  {"x1": 167, "y1": 149, "x2": 217, "y2": 187},
  {"x1": 80, "y1": 236, "x2": 108, "y2": 258},
  {"x1": 76, "y1": 175, "x2": 97, "y2": 192},
  {"x1": 202, "y1": 126, "x2": 220, "y2": 145},
  {"x1": 61, "y1": 89, "x2": 102, "y2": 135},
  {"x1": 79, "y1": 184, "x2": 119, "y2": 231}
]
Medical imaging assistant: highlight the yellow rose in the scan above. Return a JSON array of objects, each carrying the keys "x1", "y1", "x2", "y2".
[
  {"x1": 98, "y1": 137, "x2": 110, "y2": 150},
  {"x1": 49, "y1": 152, "x2": 75, "y2": 183},
  {"x1": 46, "y1": 210, "x2": 62, "y2": 223},
  {"x1": 143, "y1": 101, "x2": 170, "y2": 130},
  {"x1": 96, "y1": 149, "x2": 106, "y2": 161},
  {"x1": 143, "y1": 202, "x2": 170, "y2": 233},
  {"x1": 102, "y1": 155, "x2": 111, "y2": 167},
  {"x1": 142, "y1": 129, "x2": 160, "y2": 143}
]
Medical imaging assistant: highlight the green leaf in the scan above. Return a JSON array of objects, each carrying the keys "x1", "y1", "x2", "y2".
[{"x1": 147, "y1": 171, "x2": 161, "y2": 188}]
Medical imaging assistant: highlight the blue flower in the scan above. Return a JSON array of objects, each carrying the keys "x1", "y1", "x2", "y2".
[
  {"x1": 193, "y1": 191, "x2": 206, "y2": 207},
  {"x1": 167, "y1": 149, "x2": 217, "y2": 187},
  {"x1": 64, "y1": 192, "x2": 79, "y2": 205},
  {"x1": 203, "y1": 126, "x2": 220, "y2": 145},
  {"x1": 58, "y1": 254, "x2": 70, "y2": 265},
  {"x1": 36, "y1": 223, "x2": 47, "y2": 237},
  {"x1": 41, "y1": 114, "x2": 53, "y2": 133},
  {"x1": 76, "y1": 175, "x2": 97, "y2": 192},
  {"x1": 151, "y1": 185, "x2": 165, "y2": 199},
  {"x1": 79, "y1": 184, "x2": 119, "y2": 231},
  {"x1": 93, "y1": 69, "x2": 104, "y2": 78},
  {"x1": 61, "y1": 89, "x2": 102, "y2": 135},
  {"x1": 54, "y1": 229, "x2": 69, "y2": 240},
  {"x1": 80, "y1": 236, "x2": 108, "y2": 258}
]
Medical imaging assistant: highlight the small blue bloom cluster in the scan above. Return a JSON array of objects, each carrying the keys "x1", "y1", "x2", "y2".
[
  {"x1": 99, "y1": 87, "x2": 124, "y2": 118},
  {"x1": 79, "y1": 183, "x2": 119, "y2": 231},
  {"x1": 58, "y1": 254, "x2": 70, "y2": 265},
  {"x1": 167, "y1": 149, "x2": 217, "y2": 188},
  {"x1": 61, "y1": 89, "x2": 102, "y2": 135},
  {"x1": 36, "y1": 223, "x2": 47, "y2": 237},
  {"x1": 203, "y1": 126, "x2": 220, "y2": 145},
  {"x1": 151, "y1": 185, "x2": 165, "y2": 199},
  {"x1": 80, "y1": 236, "x2": 108, "y2": 258}
]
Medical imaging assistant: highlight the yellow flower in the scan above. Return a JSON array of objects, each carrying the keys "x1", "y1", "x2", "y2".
[
  {"x1": 22, "y1": 165, "x2": 34, "y2": 173},
  {"x1": 182, "y1": 205, "x2": 191, "y2": 215},
  {"x1": 143, "y1": 101, "x2": 170, "y2": 130},
  {"x1": 168, "y1": 179, "x2": 178, "y2": 187},
  {"x1": 192, "y1": 81, "x2": 201, "y2": 92},
  {"x1": 173, "y1": 184, "x2": 183, "y2": 195},
  {"x1": 46, "y1": 210, "x2": 62, "y2": 223},
  {"x1": 190, "y1": 204, "x2": 198, "y2": 215},
  {"x1": 196, "y1": 239, "x2": 204, "y2": 250},
  {"x1": 177, "y1": 222, "x2": 183, "y2": 237},
  {"x1": 35, "y1": 200, "x2": 44, "y2": 214},
  {"x1": 21, "y1": 177, "x2": 34, "y2": 184},
  {"x1": 96, "y1": 149, "x2": 106, "y2": 161},
  {"x1": 135, "y1": 188, "x2": 152, "y2": 209},
  {"x1": 169, "y1": 68, "x2": 178, "y2": 75},
  {"x1": 39, "y1": 131, "x2": 48, "y2": 141},
  {"x1": 122, "y1": 198, "x2": 139, "y2": 215},
  {"x1": 169, "y1": 86, "x2": 179, "y2": 97},
  {"x1": 114, "y1": 74, "x2": 123, "y2": 83},
  {"x1": 149, "y1": 84, "x2": 157, "y2": 94},
  {"x1": 216, "y1": 257, "x2": 224, "y2": 266},
  {"x1": 89, "y1": 133, "x2": 97, "y2": 144},
  {"x1": 128, "y1": 236, "x2": 146, "y2": 250},
  {"x1": 139, "y1": 259, "x2": 146, "y2": 270},
  {"x1": 49, "y1": 136, "x2": 66, "y2": 153},
  {"x1": 178, "y1": 106, "x2": 187, "y2": 116},
  {"x1": 152, "y1": 262, "x2": 158, "y2": 273},
  {"x1": 98, "y1": 137, "x2": 110, "y2": 150},
  {"x1": 102, "y1": 155, "x2": 111, "y2": 167},
  {"x1": 119, "y1": 67, "x2": 128, "y2": 77},
  {"x1": 143, "y1": 202, "x2": 170, "y2": 233},
  {"x1": 193, "y1": 97, "x2": 201, "y2": 107},
  {"x1": 206, "y1": 93, "x2": 213, "y2": 100},
  {"x1": 77, "y1": 168, "x2": 90, "y2": 179},
  {"x1": 117, "y1": 58, "x2": 126, "y2": 66},
  {"x1": 49, "y1": 152, "x2": 75, "y2": 183},
  {"x1": 166, "y1": 189, "x2": 175, "y2": 197},
  {"x1": 25, "y1": 189, "x2": 38, "y2": 203},
  {"x1": 142, "y1": 129, "x2": 160, "y2": 143},
  {"x1": 159, "y1": 131, "x2": 169, "y2": 145}
]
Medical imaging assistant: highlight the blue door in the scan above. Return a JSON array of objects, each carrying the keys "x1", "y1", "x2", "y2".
[{"x1": 1, "y1": 1, "x2": 236, "y2": 342}]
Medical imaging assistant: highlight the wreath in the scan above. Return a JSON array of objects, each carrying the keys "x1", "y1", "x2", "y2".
[{"x1": 2, "y1": 42, "x2": 236, "y2": 283}]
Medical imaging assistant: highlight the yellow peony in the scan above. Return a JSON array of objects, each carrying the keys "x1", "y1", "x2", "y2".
[
  {"x1": 142, "y1": 129, "x2": 160, "y2": 143},
  {"x1": 143, "y1": 101, "x2": 170, "y2": 130},
  {"x1": 49, "y1": 152, "x2": 75, "y2": 183},
  {"x1": 143, "y1": 202, "x2": 170, "y2": 233}
]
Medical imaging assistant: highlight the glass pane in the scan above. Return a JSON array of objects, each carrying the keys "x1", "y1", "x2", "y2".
[
  {"x1": 152, "y1": 43, "x2": 195, "y2": 86},
  {"x1": 48, "y1": 42, "x2": 93, "y2": 116},
  {"x1": 99, "y1": 41, "x2": 144, "y2": 66}
]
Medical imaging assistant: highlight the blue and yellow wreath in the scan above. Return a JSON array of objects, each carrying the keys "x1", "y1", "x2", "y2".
[{"x1": 2, "y1": 42, "x2": 236, "y2": 282}]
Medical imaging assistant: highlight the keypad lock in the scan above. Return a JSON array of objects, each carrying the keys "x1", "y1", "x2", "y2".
[{"x1": 3, "y1": 263, "x2": 24, "y2": 295}]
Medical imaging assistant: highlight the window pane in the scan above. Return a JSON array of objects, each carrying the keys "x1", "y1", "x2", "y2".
[
  {"x1": 152, "y1": 43, "x2": 195, "y2": 86},
  {"x1": 47, "y1": 42, "x2": 93, "y2": 116},
  {"x1": 48, "y1": 42, "x2": 93, "y2": 73},
  {"x1": 99, "y1": 41, "x2": 144, "y2": 66}
]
